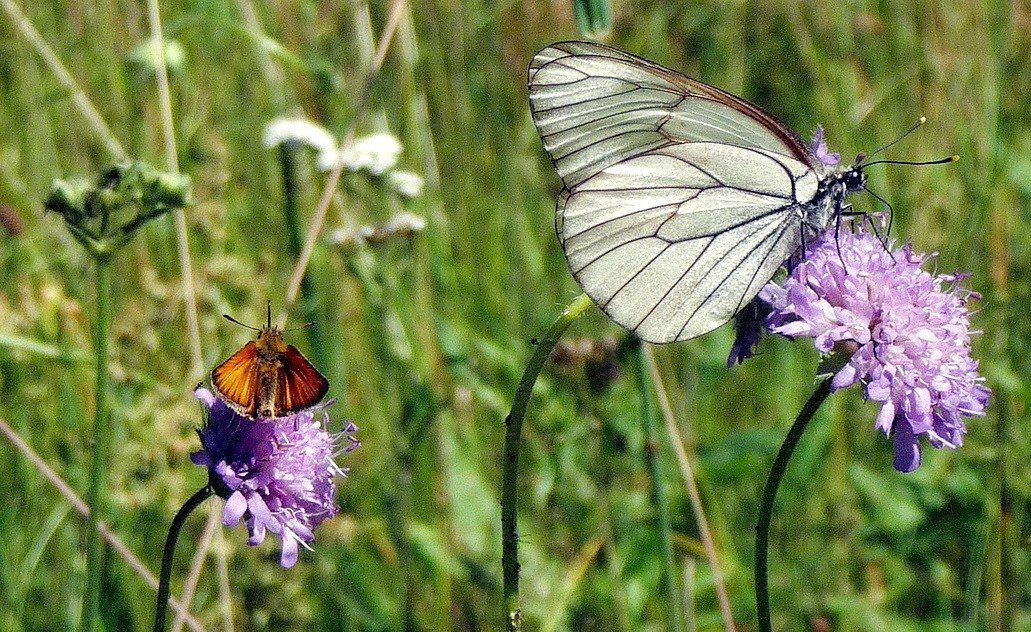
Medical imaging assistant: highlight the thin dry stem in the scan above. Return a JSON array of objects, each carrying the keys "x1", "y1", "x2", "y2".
[
  {"x1": 146, "y1": 0, "x2": 204, "y2": 380},
  {"x1": 279, "y1": 0, "x2": 408, "y2": 326},
  {"x1": 352, "y1": 0, "x2": 390, "y2": 132},
  {"x1": 0, "y1": 0, "x2": 127, "y2": 160},
  {"x1": 641, "y1": 345, "x2": 736, "y2": 632},
  {"x1": 0, "y1": 418, "x2": 205, "y2": 632}
]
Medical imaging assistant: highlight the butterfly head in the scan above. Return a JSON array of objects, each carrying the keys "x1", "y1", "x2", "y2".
[
  {"x1": 255, "y1": 326, "x2": 287, "y2": 356},
  {"x1": 818, "y1": 160, "x2": 867, "y2": 204},
  {"x1": 840, "y1": 162, "x2": 867, "y2": 195}
]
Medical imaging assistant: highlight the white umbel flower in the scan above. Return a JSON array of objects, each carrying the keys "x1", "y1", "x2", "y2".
[
  {"x1": 380, "y1": 211, "x2": 427, "y2": 235},
  {"x1": 386, "y1": 170, "x2": 425, "y2": 198},
  {"x1": 326, "y1": 211, "x2": 427, "y2": 249},
  {"x1": 338, "y1": 133, "x2": 403, "y2": 175},
  {"x1": 263, "y1": 118, "x2": 338, "y2": 169}
]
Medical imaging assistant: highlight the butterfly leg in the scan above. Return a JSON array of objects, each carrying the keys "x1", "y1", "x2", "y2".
[
  {"x1": 833, "y1": 208, "x2": 848, "y2": 275},
  {"x1": 838, "y1": 204, "x2": 880, "y2": 244},
  {"x1": 862, "y1": 185, "x2": 897, "y2": 252}
]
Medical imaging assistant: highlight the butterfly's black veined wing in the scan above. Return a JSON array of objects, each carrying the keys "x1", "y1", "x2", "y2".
[
  {"x1": 528, "y1": 41, "x2": 822, "y2": 343},
  {"x1": 559, "y1": 142, "x2": 819, "y2": 342},
  {"x1": 528, "y1": 41, "x2": 816, "y2": 188}
]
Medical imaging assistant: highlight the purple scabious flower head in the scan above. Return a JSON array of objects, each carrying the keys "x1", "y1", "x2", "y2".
[
  {"x1": 191, "y1": 387, "x2": 360, "y2": 567},
  {"x1": 759, "y1": 226, "x2": 990, "y2": 473},
  {"x1": 810, "y1": 125, "x2": 841, "y2": 167}
]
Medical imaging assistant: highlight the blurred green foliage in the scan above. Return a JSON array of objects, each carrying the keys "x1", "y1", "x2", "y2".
[{"x1": 0, "y1": 0, "x2": 1028, "y2": 630}]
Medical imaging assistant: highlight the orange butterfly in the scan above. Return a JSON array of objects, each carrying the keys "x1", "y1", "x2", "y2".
[{"x1": 211, "y1": 305, "x2": 328, "y2": 418}]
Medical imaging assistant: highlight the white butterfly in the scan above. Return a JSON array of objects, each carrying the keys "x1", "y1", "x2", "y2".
[{"x1": 528, "y1": 41, "x2": 869, "y2": 343}]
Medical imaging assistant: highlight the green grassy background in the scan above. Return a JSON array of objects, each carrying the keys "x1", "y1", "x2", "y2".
[{"x1": 0, "y1": 0, "x2": 1028, "y2": 630}]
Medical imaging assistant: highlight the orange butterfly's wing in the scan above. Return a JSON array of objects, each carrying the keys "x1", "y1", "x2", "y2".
[
  {"x1": 211, "y1": 341, "x2": 261, "y2": 416},
  {"x1": 274, "y1": 345, "x2": 329, "y2": 414}
]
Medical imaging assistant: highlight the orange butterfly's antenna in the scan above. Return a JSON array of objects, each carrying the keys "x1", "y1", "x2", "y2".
[
  {"x1": 267, "y1": 301, "x2": 272, "y2": 329},
  {"x1": 223, "y1": 314, "x2": 260, "y2": 331},
  {"x1": 282, "y1": 321, "x2": 316, "y2": 332}
]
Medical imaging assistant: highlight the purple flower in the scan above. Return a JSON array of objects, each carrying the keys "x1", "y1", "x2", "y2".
[
  {"x1": 810, "y1": 125, "x2": 841, "y2": 167},
  {"x1": 191, "y1": 388, "x2": 359, "y2": 567},
  {"x1": 759, "y1": 226, "x2": 990, "y2": 472}
]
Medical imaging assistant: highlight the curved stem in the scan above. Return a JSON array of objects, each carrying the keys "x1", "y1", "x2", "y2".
[
  {"x1": 154, "y1": 487, "x2": 213, "y2": 632},
  {"x1": 501, "y1": 293, "x2": 593, "y2": 630},
  {"x1": 170, "y1": 506, "x2": 219, "y2": 632},
  {"x1": 636, "y1": 342, "x2": 683, "y2": 632},
  {"x1": 755, "y1": 377, "x2": 833, "y2": 632},
  {"x1": 81, "y1": 255, "x2": 112, "y2": 632}
]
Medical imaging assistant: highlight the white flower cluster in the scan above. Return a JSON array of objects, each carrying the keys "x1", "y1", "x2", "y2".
[
  {"x1": 262, "y1": 118, "x2": 337, "y2": 167},
  {"x1": 326, "y1": 211, "x2": 428, "y2": 249},
  {"x1": 337, "y1": 132, "x2": 402, "y2": 175},
  {"x1": 262, "y1": 117, "x2": 424, "y2": 198},
  {"x1": 386, "y1": 170, "x2": 424, "y2": 198}
]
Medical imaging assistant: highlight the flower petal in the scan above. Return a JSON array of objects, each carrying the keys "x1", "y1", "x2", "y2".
[
  {"x1": 875, "y1": 400, "x2": 895, "y2": 435},
  {"x1": 892, "y1": 424, "x2": 921, "y2": 473},
  {"x1": 223, "y1": 491, "x2": 248, "y2": 526},
  {"x1": 831, "y1": 363, "x2": 858, "y2": 390},
  {"x1": 280, "y1": 531, "x2": 299, "y2": 568},
  {"x1": 194, "y1": 387, "x2": 216, "y2": 408}
]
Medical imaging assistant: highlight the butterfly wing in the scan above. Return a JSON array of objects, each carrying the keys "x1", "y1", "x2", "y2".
[
  {"x1": 561, "y1": 142, "x2": 818, "y2": 342},
  {"x1": 211, "y1": 341, "x2": 260, "y2": 416},
  {"x1": 529, "y1": 41, "x2": 816, "y2": 188},
  {"x1": 274, "y1": 345, "x2": 329, "y2": 415},
  {"x1": 529, "y1": 41, "x2": 823, "y2": 343}
]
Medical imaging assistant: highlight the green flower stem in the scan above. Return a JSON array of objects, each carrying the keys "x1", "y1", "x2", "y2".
[
  {"x1": 279, "y1": 146, "x2": 302, "y2": 258},
  {"x1": 81, "y1": 255, "x2": 112, "y2": 632},
  {"x1": 278, "y1": 145, "x2": 325, "y2": 368},
  {"x1": 502, "y1": 292, "x2": 593, "y2": 630},
  {"x1": 636, "y1": 342, "x2": 683, "y2": 632},
  {"x1": 755, "y1": 377, "x2": 833, "y2": 632},
  {"x1": 153, "y1": 486, "x2": 213, "y2": 632}
]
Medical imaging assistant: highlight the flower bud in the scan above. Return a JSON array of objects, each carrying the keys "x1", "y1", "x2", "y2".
[
  {"x1": 44, "y1": 178, "x2": 92, "y2": 223},
  {"x1": 44, "y1": 161, "x2": 192, "y2": 257}
]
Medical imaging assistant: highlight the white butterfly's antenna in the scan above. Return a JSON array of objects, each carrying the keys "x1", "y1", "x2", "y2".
[
  {"x1": 858, "y1": 116, "x2": 960, "y2": 168},
  {"x1": 858, "y1": 115, "x2": 957, "y2": 245},
  {"x1": 862, "y1": 155, "x2": 959, "y2": 168},
  {"x1": 862, "y1": 116, "x2": 927, "y2": 162}
]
